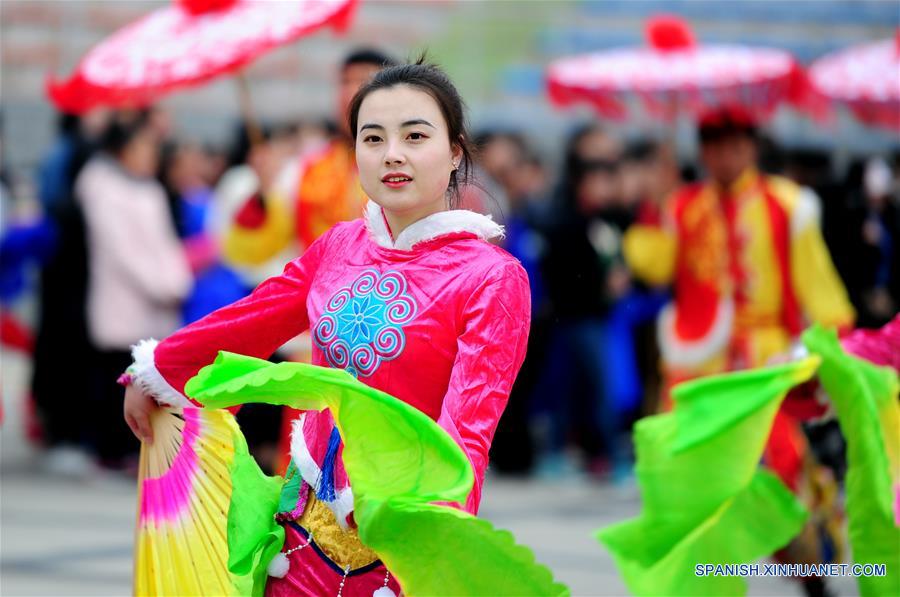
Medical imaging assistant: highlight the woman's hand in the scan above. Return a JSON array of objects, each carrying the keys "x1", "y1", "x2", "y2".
[{"x1": 124, "y1": 384, "x2": 159, "y2": 444}]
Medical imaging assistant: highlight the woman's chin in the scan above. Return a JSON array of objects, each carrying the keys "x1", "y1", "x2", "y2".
[{"x1": 368, "y1": 189, "x2": 447, "y2": 218}]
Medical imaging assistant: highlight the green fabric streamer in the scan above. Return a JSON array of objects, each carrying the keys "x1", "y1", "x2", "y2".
[
  {"x1": 802, "y1": 325, "x2": 900, "y2": 597},
  {"x1": 226, "y1": 418, "x2": 285, "y2": 597},
  {"x1": 187, "y1": 352, "x2": 569, "y2": 597},
  {"x1": 596, "y1": 359, "x2": 818, "y2": 596}
]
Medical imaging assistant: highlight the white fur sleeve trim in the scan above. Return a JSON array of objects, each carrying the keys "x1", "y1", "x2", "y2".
[
  {"x1": 364, "y1": 200, "x2": 504, "y2": 250},
  {"x1": 657, "y1": 297, "x2": 734, "y2": 370},
  {"x1": 791, "y1": 187, "x2": 822, "y2": 236},
  {"x1": 290, "y1": 415, "x2": 355, "y2": 530},
  {"x1": 130, "y1": 339, "x2": 192, "y2": 408},
  {"x1": 328, "y1": 487, "x2": 356, "y2": 531},
  {"x1": 290, "y1": 415, "x2": 323, "y2": 488}
]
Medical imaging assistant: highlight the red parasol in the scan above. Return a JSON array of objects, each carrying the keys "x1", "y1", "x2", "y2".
[
  {"x1": 47, "y1": 0, "x2": 359, "y2": 114},
  {"x1": 808, "y1": 31, "x2": 900, "y2": 132},
  {"x1": 546, "y1": 15, "x2": 817, "y2": 122}
]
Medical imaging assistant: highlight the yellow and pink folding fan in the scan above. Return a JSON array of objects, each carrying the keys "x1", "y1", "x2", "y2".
[{"x1": 134, "y1": 404, "x2": 285, "y2": 597}]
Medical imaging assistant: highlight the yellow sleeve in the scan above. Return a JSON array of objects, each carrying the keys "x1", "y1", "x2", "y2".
[
  {"x1": 623, "y1": 224, "x2": 676, "y2": 287},
  {"x1": 222, "y1": 192, "x2": 294, "y2": 268},
  {"x1": 790, "y1": 191, "x2": 855, "y2": 328}
]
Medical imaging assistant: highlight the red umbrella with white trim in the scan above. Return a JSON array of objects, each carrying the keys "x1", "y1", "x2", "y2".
[
  {"x1": 546, "y1": 15, "x2": 817, "y2": 122},
  {"x1": 47, "y1": 0, "x2": 359, "y2": 115},
  {"x1": 808, "y1": 31, "x2": 900, "y2": 132}
]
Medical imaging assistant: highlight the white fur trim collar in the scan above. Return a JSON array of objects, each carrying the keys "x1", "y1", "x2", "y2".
[
  {"x1": 364, "y1": 201, "x2": 504, "y2": 250},
  {"x1": 130, "y1": 339, "x2": 192, "y2": 408}
]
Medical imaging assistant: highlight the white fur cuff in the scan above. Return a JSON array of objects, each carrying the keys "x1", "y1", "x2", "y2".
[
  {"x1": 657, "y1": 297, "x2": 734, "y2": 370},
  {"x1": 130, "y1": 339, "x2": 192, "y2": 408},
  {"x1": 290, "y1": 416, "x2": 355, "y2": 530}
]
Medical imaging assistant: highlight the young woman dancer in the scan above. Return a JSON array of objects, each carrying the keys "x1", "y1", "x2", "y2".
[{"x1": 122, "y1": 60, "x2": 531, "y2": 596}]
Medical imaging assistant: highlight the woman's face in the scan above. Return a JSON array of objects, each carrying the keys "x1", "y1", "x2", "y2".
[
  {"x1": 574, "y1": 129, "x2": 623, "y2": 213},
  {"x1": 355, "y1": 85, "x2": 461, "y2": 224},
  {"x1": 120, "y1": 127, "x2": 160, "y2": 179},
  {"x1": 577, "y1": 167, "x2": 621, "y2": 212}
]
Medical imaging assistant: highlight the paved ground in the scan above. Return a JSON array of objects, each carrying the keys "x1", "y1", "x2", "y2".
[{"x1": 1, "y1": 352, "x2": 860, "y2": 596}]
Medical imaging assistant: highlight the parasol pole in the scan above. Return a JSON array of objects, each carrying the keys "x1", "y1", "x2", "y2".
[
  {"x1": 235, "y1": 72, "x2": 268, "y2": 211},
  {"x1": 236, "y1": 72, "x2": 264, "y2": 148},
  {"x1": 656, "y1": 90, "x2": 680, "y2": 165}
]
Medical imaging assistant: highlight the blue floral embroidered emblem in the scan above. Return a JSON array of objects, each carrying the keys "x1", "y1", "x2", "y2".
[{"x1": 313, "y1": 269, "x2": 417, "y2": 377}]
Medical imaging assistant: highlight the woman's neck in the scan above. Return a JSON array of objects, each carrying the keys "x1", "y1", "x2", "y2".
[{"x1": 381, "y1": 199, "x2": 447, "y2": 240}]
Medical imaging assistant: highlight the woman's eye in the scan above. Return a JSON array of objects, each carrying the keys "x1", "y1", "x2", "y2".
[
  {"x1": 363, "y1": 135, "x2": 382, "y2": 143},
  {"x1": 408, "y1": 132, "x2": 428, "y2": 141}
]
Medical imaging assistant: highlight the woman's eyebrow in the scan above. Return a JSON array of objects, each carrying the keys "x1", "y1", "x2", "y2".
[
  {"x1": 360, "y1": 119, "x2": 435, "y2": 132},
  {"x1": 401, "y1": 119, "x2": 435, "y2": 129}
]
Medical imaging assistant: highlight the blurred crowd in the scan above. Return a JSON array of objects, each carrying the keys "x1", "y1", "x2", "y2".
[{"x1": 1, "y1": 49, "x2": 898, "y2": 485}]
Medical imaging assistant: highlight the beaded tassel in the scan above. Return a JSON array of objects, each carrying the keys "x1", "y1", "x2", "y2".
[
  {"x1": 266, "y1": 532, "x2": 313, "y2": 579},
  {"x1": 337, "y1": 565, "x2": 350, "y2": 597},
  {"x1": 372, "y1": 570, "x2": 396, "y2": 597}
]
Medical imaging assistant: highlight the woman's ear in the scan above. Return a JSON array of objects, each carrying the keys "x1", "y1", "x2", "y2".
[{"x1": 451, "y1": 136, "x2": 464, "y2": 168}]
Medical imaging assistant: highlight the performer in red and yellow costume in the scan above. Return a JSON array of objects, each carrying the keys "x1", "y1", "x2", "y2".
[
  {"x1": 222, "y1": 49, "x2": 396, "y2": 472},
  {"x1": 625, "y1": 106, "x2": 854, "y2": 390},
  {"x1": 624, "y1": 107, "x2": 854, "y2": 589}
]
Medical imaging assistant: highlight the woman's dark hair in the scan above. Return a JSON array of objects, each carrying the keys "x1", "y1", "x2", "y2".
[
  {"x1": 57, "y1": 112, "x2": 81, "y2": 136},
  {"x1": 347, "y1": 56, "x2": 475, "y2": 209},
  {"x1": 560, "y1": 122, "x2": 609, "y2": 198},
  {"x1": 544, "y1": 122, "x2": 623, "y2": 223},
  {"x1": 342, "y1": 48, "x2": 397, "y2": 71},
  {"x1": 99, "y1": 110, "x2": 152, "y2": 156},
  {"x1": 226, "y1": 119, "x2": 275, "y2": 169}
]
